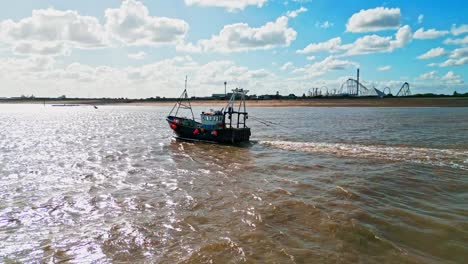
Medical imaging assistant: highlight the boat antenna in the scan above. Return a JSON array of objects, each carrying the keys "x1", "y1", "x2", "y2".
[{"x1": 224, "y1": 81, "x2": 227, "y2": 98}]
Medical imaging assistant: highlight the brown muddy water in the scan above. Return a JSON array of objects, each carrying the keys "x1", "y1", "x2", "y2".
[{"x1": 0, "y1": 105, "x2": 467, "y2": 263}]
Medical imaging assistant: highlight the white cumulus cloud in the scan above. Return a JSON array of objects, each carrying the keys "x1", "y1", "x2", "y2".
[
  {"x1": 0, "y1": 7, "x2": 108, "y2": 55},
  {"x1": 413, "y1": 28, "x2": 449, "y2": 39},
  {"x1": 296, "y1": 37, "x2": 342, "y2": 54},
  {"x1": 346, "y1": 7, "x2": 401, "y2": 33},
  {"x1": 297, "y1": 25, "x2": 412, "y2": 57},
  {"x1": 128, "y1": 51, "x2": 146, "y2": 60},
  {"x1": 378, "y1": 65, "x2": 391, "y2": 71},
  {"x1": 344, "y1": 35, "x2": 392, "y2": 55},
  {"x1": 280, "y1": 62, "x2": 294, "y2": 71},
  {"x1": 417, "y1": 47, "x2": 446, "y2": 59},
  {"x1": 451, "y1": 24, "x2": 468, "y2": 36},
  {"x1": 13, "y1": 41, "x2": 69, "y2": 56},
  {"x1": 444, "y1": 36, "x2": 468, "y2": 45},
  {"x1": 390, "y1": 25, "x2": 413, "y2": 48},
  {"x1": 435, "y1": 58, "x2": 468, "y2": 67},
  {"x1": 344, "y1": 25, "x2": 412, "y2": 56},
  {"x1": 0, "y1": 56, "x2": 55, "y2": 73},
  {"x1": 0, "y1": 0, "x2": 191, "y2": 56},
  {"x1": 184, "y1": 0, "x2": 267, "y2": 11},
  {"x1": 417, "y1": 70, "x2": 464, "y2": 86},
  {"x1": 418, "y1": 70, "x2": 438, "y2": 80},
  {"x1": 432, "y1": 47, "x2": 468, "y2": 67},
  {"x1": 315, "y1": 21, "x2": 334, "y2": 29},
  {"x1": 286, "y1": 7, "x2": 307, "y2": 18},
  {"x1": 0, "y1": 55, "x2": 287, "y2": 98},
  {"x1": 450, "y1": 47, "x2": 468, "y2": 59},
  {"x1": 293, "y1": 56, "x2": 358, "y2": 78},
  {"x1": 178, "y1": 16, "x2": 297, "y2": 53},
  {"x1": 441, "y1": 71, "x2": 463, "y2": 84},
  {"x1": 105, "y1": 0, "x2": 189, "y2": 45}
]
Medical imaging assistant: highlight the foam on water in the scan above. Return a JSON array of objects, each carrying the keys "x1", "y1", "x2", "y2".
[{"x1": 260, "y1": 140, "x2": 468, "y2": 170}]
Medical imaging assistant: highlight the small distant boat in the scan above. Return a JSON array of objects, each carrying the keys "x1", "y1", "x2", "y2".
[{"x1": 166, "y1": 79, "x2": 251, "y2": 144}]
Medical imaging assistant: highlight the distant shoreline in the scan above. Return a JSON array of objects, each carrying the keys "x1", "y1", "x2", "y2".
[{"x1": 2, "y1": 97, "x2": 468, "y2": 107}]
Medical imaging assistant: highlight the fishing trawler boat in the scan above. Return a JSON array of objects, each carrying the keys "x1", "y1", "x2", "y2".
[{"x1": 166, "y1": 80, "x2": 251, "y2": 144}]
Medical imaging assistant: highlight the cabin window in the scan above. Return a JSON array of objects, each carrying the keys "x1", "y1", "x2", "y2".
[{"x1": 202, "y1": 115, "x2": 223, "y2": 122}]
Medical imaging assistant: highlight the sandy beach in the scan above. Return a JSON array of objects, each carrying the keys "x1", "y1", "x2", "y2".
[{"x1": 127, "y1": 97, "x2": 468, "y2": 107}]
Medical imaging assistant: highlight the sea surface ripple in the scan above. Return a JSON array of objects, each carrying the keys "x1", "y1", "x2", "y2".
[{"x1": 0, "y1": 105, "x2": 467, "y2": 263}]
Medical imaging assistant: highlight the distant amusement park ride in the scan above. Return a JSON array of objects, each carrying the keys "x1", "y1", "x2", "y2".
[
  {"x1": 396, "y1": 82, "x2": 411, "y2": 96},
  {"x1": 339, "y1": 78, "x2": 384, "y2": 97},
  {"x1": 166, "y1": 78, "x2": 251, "y2": 144},
  {"x1": 308, "y1": 69, "x2": 411, "y2": 97}
]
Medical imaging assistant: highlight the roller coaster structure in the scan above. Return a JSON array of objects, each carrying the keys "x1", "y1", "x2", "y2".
[
  {"x1": 339, "y1": 78, "x2": 385, "y2": 97},
  {"x1": 306, "y1": 71, "x2": 411, "y2": 97},
  {"x1": 396, "y1": 82, "x2": 411, "y2": 97},
  {"x1": 383, "y1": 87, "x2": 392, "y2": 95},
  {"x1": 335, "y1": 79, "x2": 411, "y2": 97}
]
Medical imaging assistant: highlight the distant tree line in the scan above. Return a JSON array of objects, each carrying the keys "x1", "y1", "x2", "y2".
[{"x1": 408, "y1": 91, "x2": 468, "y2": 98}]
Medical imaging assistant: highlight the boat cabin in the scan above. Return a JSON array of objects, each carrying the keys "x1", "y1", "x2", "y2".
[{"x1": 201, "y1": 110, "x2": 224, "y2": 130}]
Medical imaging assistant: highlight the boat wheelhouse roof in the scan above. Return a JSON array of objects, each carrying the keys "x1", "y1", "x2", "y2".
[{"x1": 201, "y1": 110, "x2": 223, "y2": 116}]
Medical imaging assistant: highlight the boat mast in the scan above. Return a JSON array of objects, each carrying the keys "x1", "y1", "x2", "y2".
[
  {"x1": 224, "y1": 88, "x2": 249, "y2": 128},
  {"x1": 169, "y1": 76, "x2": 195, "y2": 120}
]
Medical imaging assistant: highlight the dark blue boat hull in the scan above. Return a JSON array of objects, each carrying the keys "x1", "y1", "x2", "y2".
[{"x1": 167, "y1": 117, "x2": 250, "y2": 144}]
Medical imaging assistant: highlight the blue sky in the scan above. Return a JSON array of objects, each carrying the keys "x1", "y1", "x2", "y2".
[{"x1": 0, "y1": 0, "x2": 467, "y2": 98}]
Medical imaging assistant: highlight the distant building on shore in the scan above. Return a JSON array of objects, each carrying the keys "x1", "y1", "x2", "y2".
[{"x1": 212, "y1": 93, "x2": 233, "y2": 99}]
